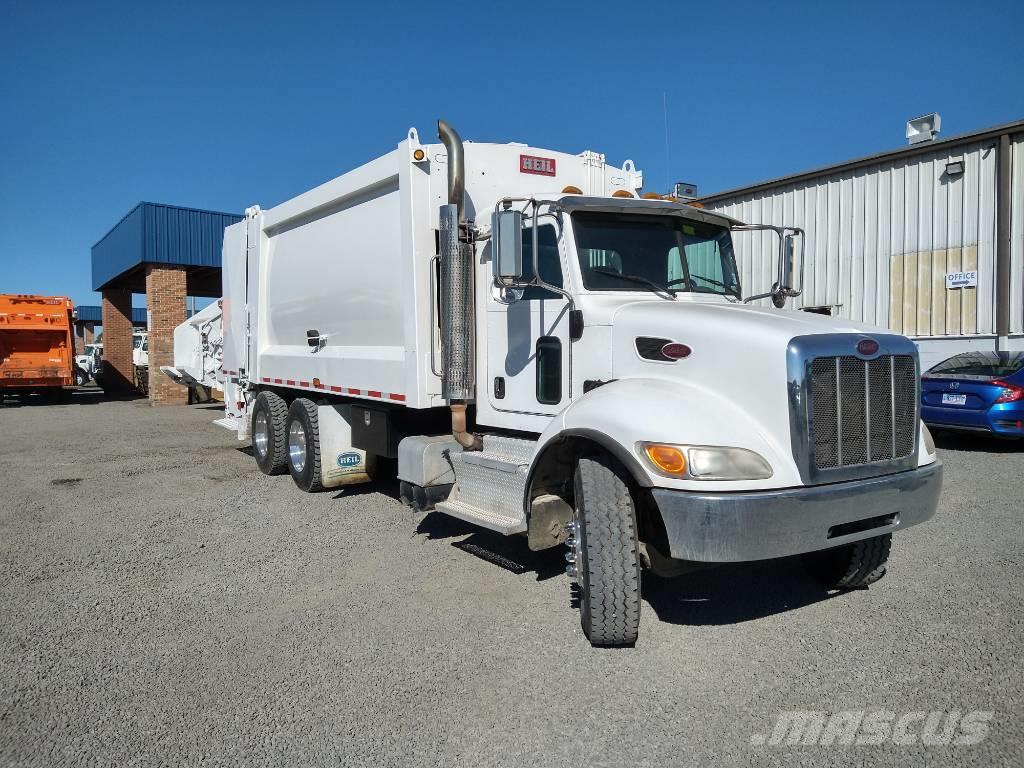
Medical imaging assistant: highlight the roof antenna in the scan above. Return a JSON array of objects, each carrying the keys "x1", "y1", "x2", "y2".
[{"x1": 662, "y1": 91, "x2": 671, "y2": 192}]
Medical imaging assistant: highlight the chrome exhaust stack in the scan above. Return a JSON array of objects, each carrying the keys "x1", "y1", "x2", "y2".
[{"x1": 437, "y1": 119, "x2": 481, "y2": 450}]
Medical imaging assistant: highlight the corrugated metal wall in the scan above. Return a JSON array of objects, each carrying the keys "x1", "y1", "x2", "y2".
[
  {"x1": 707, "y1": 139, "x2": 1003, "y2": 338},
  {"x1": 92, "y1": 203, "x2": 242, "y2": 290},
  {"x1": 1011, "y1": 135, "x2": 1024, "y2": 334}
]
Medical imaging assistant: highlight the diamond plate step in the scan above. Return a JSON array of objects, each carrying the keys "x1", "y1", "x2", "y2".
[
  {"x1": 432, "y1": 435, "x2": 536, "y2": 535},
  {"x1": 434, "y1": 500, "x2": 526, "y2": 535}
]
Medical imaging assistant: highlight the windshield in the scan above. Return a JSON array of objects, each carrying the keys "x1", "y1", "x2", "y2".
[{"x1": 572, "y1": 212, "x2": 741, "y2": 299}]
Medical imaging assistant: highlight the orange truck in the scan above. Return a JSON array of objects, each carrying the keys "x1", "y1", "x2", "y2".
[{"x1": 0, "y1": 294, "x2": 77, "y2": 400}]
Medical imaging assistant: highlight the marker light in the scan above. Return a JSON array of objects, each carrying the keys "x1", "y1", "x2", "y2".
[
  {"x1": 642, "y1": 192, "x2": 664, "y2": 200},
  {"x1": 412, "y1": 148, "x2": 426, "y2": 161},
  {"x1": 644, "y1": 444, "x2": 687, "y2": 475},
  {"x1": 612, "y1": 190, "x2": 634, "y2": 198},
  {"x1": 561, "y1": 185, "x2": 583, "y2": 194}
]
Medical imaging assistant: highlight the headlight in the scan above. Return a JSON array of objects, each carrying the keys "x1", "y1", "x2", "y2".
[
  {"x1": 638, "y1": 443, "x2": 773, "y2": 480},
  {"x1": 922, "y1": 423, "x2": 936, "y2": 456}
]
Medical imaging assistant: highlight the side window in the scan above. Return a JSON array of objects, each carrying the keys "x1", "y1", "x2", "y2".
[{"x1": 520, "y1": 224, "x2": 563, "y2": 300}]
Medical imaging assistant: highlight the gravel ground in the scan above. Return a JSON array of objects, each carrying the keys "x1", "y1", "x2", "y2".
[{"x1": 0, "y1": 389, "x2": 1021, "y2": 767}]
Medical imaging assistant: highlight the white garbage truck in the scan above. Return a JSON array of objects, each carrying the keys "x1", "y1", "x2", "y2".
[
  {"x1": 161, "y1": 300, "x2": 224, "y2": 395},
  {"x1": 217, "y1": 121, "x2": 942, "y2": 646}
]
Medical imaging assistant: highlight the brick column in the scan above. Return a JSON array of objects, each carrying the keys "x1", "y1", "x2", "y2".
[
  {"x1": 84, "y1": 323, "x2": 95, "y2": 344},
  {"x1": 145, "y1": 265, "x2": 188, "y2": 405},
  {"x1": 100, "y1": 289, "x2": 134, "y2": 392}
]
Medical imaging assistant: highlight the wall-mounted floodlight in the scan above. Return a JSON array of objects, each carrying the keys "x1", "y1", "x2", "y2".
[
  {"x1": 906, "y1": 113, "x2": 941, "y2": 145},
  {"x1": 945, "y1": 159, "x2": 965, "y2": 176}
]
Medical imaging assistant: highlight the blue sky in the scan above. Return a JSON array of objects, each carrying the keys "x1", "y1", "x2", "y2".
[{"x1": 1, "y1": 0, "x2": 1021, "y2": 310}]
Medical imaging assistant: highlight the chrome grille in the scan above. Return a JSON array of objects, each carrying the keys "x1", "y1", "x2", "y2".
[{"x1": 808, "y1": 355, "x2": 917, "y2": 469}]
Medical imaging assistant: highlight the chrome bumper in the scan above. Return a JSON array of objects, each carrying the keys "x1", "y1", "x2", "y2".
[{"x1": 651, "y1": 461, "x2": 942, "y2": 563}]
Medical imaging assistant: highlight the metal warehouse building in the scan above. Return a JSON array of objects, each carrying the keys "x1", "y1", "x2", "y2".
[{"x1": 701, "y1": 119, "x2": 1024, "y2": 369}]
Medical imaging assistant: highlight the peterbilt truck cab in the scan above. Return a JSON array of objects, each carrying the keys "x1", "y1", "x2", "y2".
[{"x1": 224, "y1": 121, "x2": 942, "y2": 647}]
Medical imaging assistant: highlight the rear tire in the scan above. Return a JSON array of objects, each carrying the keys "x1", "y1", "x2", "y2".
[
  {"x1": 802, "y1": 533, "x2": 892, "y2": 589},
  {"x1": 74, "y1": 367, "x2": 88, "y2": 386},
  {"x1": 572, "y1": 455, "x2": 642, "y2": 647},
  {"x1": 251, "y1": 391, "x2": 288, "y2": 475},
  {"x1": 286, "y1": 398, "x2": 324, "y2": 493}
]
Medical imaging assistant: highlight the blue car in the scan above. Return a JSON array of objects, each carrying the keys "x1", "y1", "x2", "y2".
[{"x1": 921, "y1": 352, "x2": 1024, "y2": 438}]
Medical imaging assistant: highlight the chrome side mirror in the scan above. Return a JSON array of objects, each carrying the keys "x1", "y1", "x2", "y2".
[{"x1": 492, "y1": 209, "x2": 523, "y2": 281}]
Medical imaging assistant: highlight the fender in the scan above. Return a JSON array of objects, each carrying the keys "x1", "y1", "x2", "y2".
[{"x1": 525, "y1": 377, "x2": 801, "y2": 507}]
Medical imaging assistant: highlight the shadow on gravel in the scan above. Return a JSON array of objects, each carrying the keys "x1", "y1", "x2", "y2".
[
  {"x1": 932, "y1": 430, "x2": 1023, "y2": 453},
  {"x1": 415, "y1": 512, "x2": 564, "y2": 581},
  {"x1": 642, "y1": 556, "x2": 839, "y2": 626},
  {"x1": 0, "y1": 388, "x2": 143, "y2": 408}
]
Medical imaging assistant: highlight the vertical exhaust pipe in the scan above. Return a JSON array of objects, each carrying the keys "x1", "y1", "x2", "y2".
[{"x1": 437, "y1": 120, "x2": 481, "y2": 450}]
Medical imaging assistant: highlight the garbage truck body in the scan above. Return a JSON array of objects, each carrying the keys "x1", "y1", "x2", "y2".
[
  {"x1": 0, "y1": 294, "x2": 76, "y2": 398},
  {"x1": 161, "y1": 300, "x2": 224, "y2": 392},
  {"x1": 217, "y1": 123, "x2": 942, "y2": 646}
]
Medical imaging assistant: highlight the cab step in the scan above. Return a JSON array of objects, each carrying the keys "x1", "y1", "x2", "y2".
[{"x1": 433, "y1": 435, "x2": 536, "y2": 535}]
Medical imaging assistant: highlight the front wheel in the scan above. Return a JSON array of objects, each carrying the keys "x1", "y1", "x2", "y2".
[
  {"x1": 570, "y1": 455, "x2": 642, "y2": 647},
  {"x1": 802, "y1": 534, "x2": 892, "y2": 589}
]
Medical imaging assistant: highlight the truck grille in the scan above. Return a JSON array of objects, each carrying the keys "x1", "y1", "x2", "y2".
[{"x1": 808, "y1": 355, "x2": 917, "y2": 469}]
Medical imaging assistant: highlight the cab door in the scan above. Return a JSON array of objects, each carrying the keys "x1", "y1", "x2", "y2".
[{"x1": 486, "y1": 219, "x2": 572, "y2": 416}]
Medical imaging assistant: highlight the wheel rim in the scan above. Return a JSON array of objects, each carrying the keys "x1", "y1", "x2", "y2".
[
  {"x1": 288, "y1": 420, "x2": 307, "y2": 472},
  {"x1": 253, "y1": 411, "x2": 269, "y2": 458}
]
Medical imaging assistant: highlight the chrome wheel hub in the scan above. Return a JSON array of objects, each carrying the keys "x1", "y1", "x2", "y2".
[
  {"x1": 565, "y1": 520, "x2": 580, "y2": 582},
  {"x1": 253, "y1": 412, "x2": 269, "y2": 458},
  {"x1": 288, "y1": 420, "x2": 307, "y2": 472}
]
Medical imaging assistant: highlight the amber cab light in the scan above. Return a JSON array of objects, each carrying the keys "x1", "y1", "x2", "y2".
[{"x1": 644, "y1": 444, "x2": 687, "y2": 475}]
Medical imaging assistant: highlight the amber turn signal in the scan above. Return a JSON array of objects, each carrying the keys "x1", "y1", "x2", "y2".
[{"x1": 644, "y1": 444, "x2": 687, "y2": 475}]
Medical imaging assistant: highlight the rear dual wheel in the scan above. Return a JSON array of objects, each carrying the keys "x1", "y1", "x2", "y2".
[{"x1": 285, "y1": 398, "x2": 324, "y2": 493}]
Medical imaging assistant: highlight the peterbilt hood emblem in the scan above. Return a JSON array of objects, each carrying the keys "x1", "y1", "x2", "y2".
[
  {"x1": 856, "y1": 338, "x2": 880, "y2": 356},
  {"x1": 949, "y1": 381, "x2": 960, "y2": 390}
]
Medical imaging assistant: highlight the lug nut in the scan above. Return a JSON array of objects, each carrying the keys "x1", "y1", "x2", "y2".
[
  {"x1": 565, "y1": 564, "x2": 577, "y2": 578},
  {"x1": 565, "y1": 551, "x2": 576, "y2": 563}
]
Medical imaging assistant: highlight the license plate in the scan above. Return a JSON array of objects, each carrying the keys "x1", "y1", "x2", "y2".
[{"x1": 942, "y1": 393, "x2": 967, "y2": 406}]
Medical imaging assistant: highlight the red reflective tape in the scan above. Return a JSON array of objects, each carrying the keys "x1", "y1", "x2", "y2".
[
  {"x1": 273, "y1": 378, "x2": 282, "y2": 384},
  {"x1": 313, "y1": 382, "x2": 324, "y2": 389},
  {"x1": 347, "y1": 388, "x2": 360, "y2": 395},
  {"x1": 367, "y1": 390, "x2": 381, "y2": 398},
  {"x1": 330, "y1": 385, "x2": 343, "y2": 393},
  {"x1": 286, "y1": 379, "x2": 296, "y2": 385},
  {"x1": 388, "y1": 393, "x2": 405, "y2": 402},
  {"x1": 299, "y1": 381, "x2": 309, "y2": 388},
  {"x1": 261, "y1": 377, "x2": 271, "y2": 383}
]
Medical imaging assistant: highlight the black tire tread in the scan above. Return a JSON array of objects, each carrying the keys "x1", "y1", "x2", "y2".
[
  {"x1": 253, "y1": 391, "x2": 289, "y2": 475},
  {"x1": 575, "y1": 455, "x2": 641, "y2": 646},
  {"x1": 805, "y1": 533, "x2": 892, "y2": 589},
  {"x1": 288, "y1": 398, "x2": 324, "y2": 493}
]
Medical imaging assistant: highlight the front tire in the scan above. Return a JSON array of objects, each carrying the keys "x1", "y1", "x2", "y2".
[
  {"x1": 572, "y1": 455, "x2": 642, "y2": 647},
  {"x1": 286, "y1": 398, "x2": 324, "y2": 493},
  {"x1": 251, "y1": 391, "x2": 288, "y2": 475},
  {"x1": 802, "y1": 534, "x2": 892, "y2": 589}
]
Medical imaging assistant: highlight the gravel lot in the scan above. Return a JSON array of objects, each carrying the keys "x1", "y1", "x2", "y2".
[{"x1": 0, "y1": 390, "x2": 1021, "y2": 767}]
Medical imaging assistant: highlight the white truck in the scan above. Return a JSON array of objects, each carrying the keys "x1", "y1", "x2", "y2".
[
  {"x1": 161, "y1": 300, "x2": 224, "y2": 395},
  {"x1": 217, "y1": 121, "x2": 942, "y2": 646}
]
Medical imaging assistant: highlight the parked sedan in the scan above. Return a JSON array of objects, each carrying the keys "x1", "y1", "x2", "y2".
[{"x1": 921, "y1": 352, "x2": 1024, "y2": 437}]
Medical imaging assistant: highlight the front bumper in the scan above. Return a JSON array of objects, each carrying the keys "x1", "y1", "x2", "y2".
[{"x1": 652, "y1": 461, "x2": 942, "y2": 563}]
